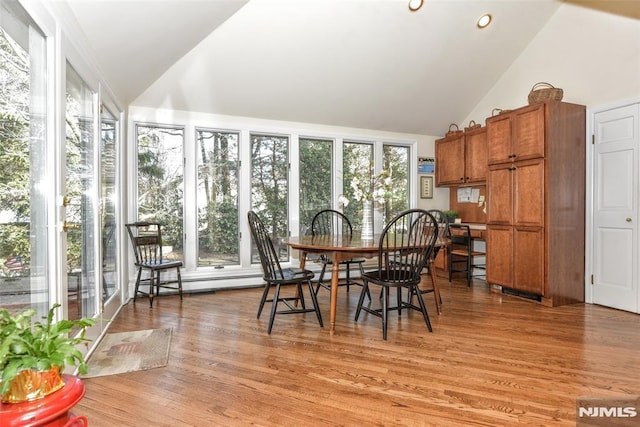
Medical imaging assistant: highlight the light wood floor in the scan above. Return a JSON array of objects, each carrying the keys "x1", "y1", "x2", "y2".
[{"x1": 76, "y1": 278, "x2": 640, "y2": 426}]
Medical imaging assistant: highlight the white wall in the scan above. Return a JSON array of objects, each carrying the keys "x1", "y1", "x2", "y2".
[{"x1": 464, "y1": 3, "x2": 640, "y2": 123}]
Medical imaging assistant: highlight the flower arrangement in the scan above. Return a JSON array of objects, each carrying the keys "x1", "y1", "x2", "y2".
[{"x1": 340, "y1": 168, "x2": 391, "y2": 206}]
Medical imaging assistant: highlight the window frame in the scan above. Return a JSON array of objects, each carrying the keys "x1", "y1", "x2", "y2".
[{"x1": 127, "y1": 111, "x2": 418, "y2": 290}]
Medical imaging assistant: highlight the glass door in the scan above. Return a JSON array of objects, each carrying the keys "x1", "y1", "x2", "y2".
[
  {"x1": 64, "y1": 62, "x2": 97, "y2": 321},
  {"x1": 100, "y1": 103, "x2": 121, "y2": 318},
  {"x1": 0, "y1": 3, "x2": 49, "y2": 317}
]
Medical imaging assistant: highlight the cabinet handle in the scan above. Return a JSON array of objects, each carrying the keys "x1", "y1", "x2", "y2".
[{"x1": 626, "y1": 218, "x2": 632, "y2": 222}]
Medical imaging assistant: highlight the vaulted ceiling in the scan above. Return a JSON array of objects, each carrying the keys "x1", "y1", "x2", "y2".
[{"x1": 62, "y1": 0, "x2": 636, "y2": 135}]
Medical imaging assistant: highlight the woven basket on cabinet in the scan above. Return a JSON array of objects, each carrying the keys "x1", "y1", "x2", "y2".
[{"x1": 528, "y1": 82, "x2": 563, "y2": 104}]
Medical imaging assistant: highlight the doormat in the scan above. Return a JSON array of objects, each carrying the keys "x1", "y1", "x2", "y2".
[{"x1": 82, "y1": 328, "x2": 172, "y2": 378}]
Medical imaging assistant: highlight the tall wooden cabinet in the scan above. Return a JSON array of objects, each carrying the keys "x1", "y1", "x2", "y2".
[
  {"x1": 435, "y1": 125, "x2": 487, "y2": 186},
  {"x1": 485, "y1": 101, "x2": 586, "y2": 306}
]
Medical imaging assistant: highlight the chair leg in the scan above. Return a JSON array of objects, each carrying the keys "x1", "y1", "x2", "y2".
[
  {"x1": 354, "y1": 279, "x2": 370, "y2": 321},
  {"x1": 382, "y1": 286, "x2": 389, "y2": 340},
  {"x1": 176, "y1": 267, "x2": 183, "y2": 300},
  {"x1": 133, "y1": 268, "x2": 143, "y2": 303},
  {"x1": 413, "y1": 285, "x2": 433, "y2": 333},
  {"x1": 296, "y1": 282, "x2": 306, "y2": 309},
  {"x1": 267, "y1": 284, "x2": 281, "y2": 334},
  {"x1": 356, "y1": 264, "x2": 372, "y2": 302},
  {"x1": 315, "y1": 262, "x2": 328, "y2": 295},
  {"x1": 429, "y1": 259, "x2": 441, "y2": 314},
  {"x1": 345, "y1": 264, "x2": 350, "y2": 293},
  {"x1": 155, "y1": 270, "x2": 163, "y2": 305},
  {"x1": 148, "y1": 271, "x2": 157, "y2": 308},
  {"x1": 306, "y1": 279, "x2": 324, "y2": 327},
  {"x1": 466, "y1": 255, "x2": 472, "y2": 287},
  {"x1": 257, "y1": 283, "x2": 271, "y2": 319}
]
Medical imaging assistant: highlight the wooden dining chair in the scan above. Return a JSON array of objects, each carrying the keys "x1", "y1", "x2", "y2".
[
  {"x1": 248, "y1": 211, "x2": 323, "y2": 334},
  {"x1": 310, "y1": 209, "x2": 370, "y2": 300},
  {"x1": 125, "y1": 221, "x2": 183, "y2": 307},
  {"x1": 354, "y1": 209, "x2": 438, "y2": 340}
]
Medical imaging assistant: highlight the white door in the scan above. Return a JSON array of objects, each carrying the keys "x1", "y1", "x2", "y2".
[{"x1": 592, "y1": 103, "x2": 639, "y2": 313}]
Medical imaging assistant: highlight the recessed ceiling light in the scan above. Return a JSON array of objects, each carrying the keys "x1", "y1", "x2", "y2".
[
  {"x1": 408, "y1": 0, "x2": 424, "y2": 12},
  {"x1": 477, "y1": 13, "x2": 492, "y2": 29}
]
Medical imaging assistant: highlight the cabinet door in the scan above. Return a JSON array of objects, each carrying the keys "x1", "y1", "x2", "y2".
[
  {"x1": 513, "y1": 227, "x2": 544, "y2": 295},
  {"x1": 487, "y1": 114, "x2": 512, "y2": 165},
  {"x1": 487, "y1": 164, "x2": 513, "y2": 225},
  {"x1": 513, "y1": 104, "x2": 545, "y2": 161},
  {"x1": 486, "y1": 225, "x2": 513, "y2": 286},
  {"x1": 435, "y1": 134, "x2": 465, "y2": 186},
  {"x1": 465, "y1": 127, "x2": 487, "y2": 183},
  {"x1": 513, "y1": 159, "x2": 544, "y2": 227}
]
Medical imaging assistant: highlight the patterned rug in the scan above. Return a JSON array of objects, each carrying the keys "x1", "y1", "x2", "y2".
[{"x1": 82, "y1": 328, "x2": 172, "y2": 378}]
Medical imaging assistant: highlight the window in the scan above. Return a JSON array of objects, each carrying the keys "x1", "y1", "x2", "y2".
[
  {"x1": 250, "y1": 133, "x2": 289, "y2": 263},
  {"x1": 382, "y1": 144, "x2": 410, "y2": 223},
  {"x1": 130, "y1": 113, "x2": 416, "y2": 287},
  {"x1": 343, "y1": 141, "x2": 374, "y2": 233},
  {"x1": 0, "y1": 1, "x2": 48, "y2": 315},
  {"x1": 299, "y1": 137, "x2": 332, "y2": 235},
  {"x1": 135, "y1": 124, "x2": 184, "y2": 261},
  {"x1": 101, "y1": 106, "x2": 118, "y2": 300},
  {"x1": 65, "y1": 62, "x2": 97, "y2": 320},
  {"x1": 196, "y1": 129, "x2": 239, "y2": 267}
]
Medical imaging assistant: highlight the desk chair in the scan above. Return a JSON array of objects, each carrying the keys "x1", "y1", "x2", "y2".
[
  {"x1": 354, "y1": 209, "x2": 438, "y2": 340},
  {"x1": 448, "y1": 223, "x2": 486, "y2": 287},
  {"x1": 248, "y1": 211, "x2": 323, "y2": 334},
  {"x1": 311, "y1": 209, "x2": 369, "y2": 300},
  {"x1": 125, "y1": 222, "x2": 183, "y2": 307}
]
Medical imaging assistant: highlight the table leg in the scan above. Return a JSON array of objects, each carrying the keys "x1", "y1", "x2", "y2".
[
  {"x1": 299, "y1": 250, "x2": 307, "y2": 269},
  {"x1": 329, "y1": 256, "x2": 340, "y2": 334}
]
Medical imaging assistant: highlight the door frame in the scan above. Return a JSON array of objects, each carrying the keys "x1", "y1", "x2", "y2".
[
  {"x1": 585, "y1": 96, "x2": 640, "y2": 309},
  {"x1": 58, "y1": 34, "x2": 125, "y2": 343}
]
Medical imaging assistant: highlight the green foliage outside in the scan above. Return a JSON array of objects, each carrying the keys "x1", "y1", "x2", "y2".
[
  {"x1": 136, "y1": 126, "x2": 184, "y2": 259},
  {"x1": 0, "y1": 28, "x2": 32, "y2": 275}
]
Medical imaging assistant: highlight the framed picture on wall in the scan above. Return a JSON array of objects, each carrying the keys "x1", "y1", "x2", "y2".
[
  {"x1": 418, "y1": 157, "x2": 435, "y2": 174},
  {"x1": 420, "y1": 176, "x2": 433, "y2": 199}
]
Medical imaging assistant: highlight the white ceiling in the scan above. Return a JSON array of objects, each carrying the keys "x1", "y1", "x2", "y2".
[{"x1": 61, "y1": 0, "x2": 629, "y2": 135}]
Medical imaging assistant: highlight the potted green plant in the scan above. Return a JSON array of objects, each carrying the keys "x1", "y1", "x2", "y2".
[
  {"x1": 443, "y1": 210, "x2": 459, "y2": 223},
  {"x1": 0, "y1": 303, "x2": 95, "y2": 403}
]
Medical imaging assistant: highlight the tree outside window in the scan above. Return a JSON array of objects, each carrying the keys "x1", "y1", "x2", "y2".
[
  {"x1": 196, "y1": 129, "x2": 239, "y2": 266},
  {"x1": 250, "y1": 134, "x2": 289, "y2": 263},
  {"x1": 136, "y1": 125, "x2": 184, "y2": 261},
  {"x1": 299, "y1": 137, "x2": 332, "y2": 235}
]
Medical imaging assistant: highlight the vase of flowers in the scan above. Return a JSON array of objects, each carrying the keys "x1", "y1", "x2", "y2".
[
  {"x1": 340, "y1": 168, "x2": 391, "y2": 241},
  {"x1": 361, "y1": 200, "x2": 374, "y2": 240}
]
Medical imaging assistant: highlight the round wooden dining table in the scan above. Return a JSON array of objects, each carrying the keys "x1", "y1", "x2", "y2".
[{"x1": 284, "y1": 234, "x2": 380, "y2": 334}]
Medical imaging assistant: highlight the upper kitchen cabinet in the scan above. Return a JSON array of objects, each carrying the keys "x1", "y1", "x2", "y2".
[
  {"x1": 487, "y1": 103, "x2": 545, "y2": 165},
  {"x1": 435, "y1": 124, "x2": 487, "y2": 186}
]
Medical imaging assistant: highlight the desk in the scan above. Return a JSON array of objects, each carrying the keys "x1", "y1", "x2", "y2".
[
  {"x1": 285, "y1": 235, "x2": 379, "y2": 334},
  {"x1": 452, "y1": 222, "x2": 486, "y2": 239}
]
